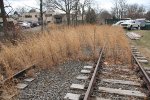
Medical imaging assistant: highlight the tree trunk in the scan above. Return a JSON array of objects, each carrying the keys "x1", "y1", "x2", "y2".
[
  {"x1": 66, "y1": 12, "x2": 70, "y2": 26},
  {"x1": 81, "y1": 6, "x2": 84, "y2": 24},
  {"x1": 75, "y1": 13, "x2": 77, "y2": 26},
  {"x1": 75, "y1": 1, "x2": 78, "y2": 26},
  {"x1": 40, "y1": 0, "x2": 43, "y2": 32},
  {"x1": 0, "y1": 0, "x2": 8, "y2": 36}
]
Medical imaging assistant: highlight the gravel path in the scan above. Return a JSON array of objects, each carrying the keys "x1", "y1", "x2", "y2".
[{"x1": 13, "y1": 60, "x2": 93, "y2": 100}]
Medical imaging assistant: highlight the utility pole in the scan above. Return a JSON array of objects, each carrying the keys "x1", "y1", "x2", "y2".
[
  {"x1": 0, "y1": 0, "x2": 7, "y2": 35},
  {"x1": 40, "y1": 0, "x2": 43, "y2": 33}
]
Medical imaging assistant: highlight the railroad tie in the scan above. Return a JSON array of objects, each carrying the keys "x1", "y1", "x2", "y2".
[
  {"x1": 83, "y1": 66, "x2": 93, "y2": 69},
  {"x1": 81, "y1": 70, "x2": 91, "y2": 74},
  {"x1": 16, "y1": 83, "x2": 28, "y2": 89},
  {"x1": 137, "y1": 56, "x2": 147, "y2": 59},
  {"x1": 70, "y1": 84, "x2": 85, "y2": 90},
  {"x1": 76, "y1": 75, "x2": 89, "y2": 80},
  {"x1": 147, "y1": 71, "x2": 150, "y2": 75},
  {"x1": 138, "y1": 59, "x2": 148, "y2": 63},
  {"x1": 64, "y1": 93, "x2": 81, "y2": 100},
  {"x1": 144, "y1": 67, "x2": 150, "y2": 71},
  {"x1": 95, "y1": 97, "x2": 111, "y2": 100},
  {"x1": 98, "y1": 87, "x2": 146, "y2": 98},
  {"x1": 133, "y1": 52, "x2": 140, "y2": 54},
  {"x1": 101, "y1": 79, "x2": 140, "y2": 86},
  {"x1": 24, "y1": 78, "x2": 35, "y2": 82}
]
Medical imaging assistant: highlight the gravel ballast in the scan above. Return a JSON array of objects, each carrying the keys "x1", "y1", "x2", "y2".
[{"x1": 13, "y1": 60, "x2": 93, "y2": 100}]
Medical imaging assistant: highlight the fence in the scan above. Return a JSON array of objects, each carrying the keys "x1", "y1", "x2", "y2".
[{"x1": 105, "y1": 19, "x2": 121, "y2": 25}]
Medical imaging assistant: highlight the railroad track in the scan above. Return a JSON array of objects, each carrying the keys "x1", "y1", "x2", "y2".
[
  {"x1": 0, "y1": 64, "x2": 36, "y2": 99},
  {"x1": 131, "y1": 46, "x2": 150, "y2": 95},
  {"x1": 0, "y1": 44, "x2": 150, "y2": 100},
  {"x1": 64, "y1": 45, "x2": 150, "y2": 100}
]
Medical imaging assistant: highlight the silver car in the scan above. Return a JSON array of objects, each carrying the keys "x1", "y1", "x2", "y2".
[{"x1": 18, "y1": 21, "x2": 31, "y2": 29}]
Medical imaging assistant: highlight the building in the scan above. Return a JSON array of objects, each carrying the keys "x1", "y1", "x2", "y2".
[
  {"x1": 18, "y1": 10, "x2": 54, "y2": 24},
  {"x1": 1, "y1": 8, "x2": 85, "y2": 28},
  {"x1": 19, "y1": 12, "x2": 39, "y2": 22},
  {"x1": 53, "y1": 13, "x2": 85, "y2": 24}
]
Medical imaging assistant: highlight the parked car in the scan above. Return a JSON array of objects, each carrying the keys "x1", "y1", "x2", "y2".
[
  {"x1": 32, "y1": 21, "x2": 39, "y2": 27},
  {"x1": 17, "y1": 21, "x2": 31, "y2": 29},
  {"x1": 27, "y1": 21, "x2": 33, "y2": 27},
  {"x1": 140, "y1": 20, "x2": 150, "y2": 30},
  {"x1": 112, "y1": 20, "x2": 125, "y2": 26},
  {"x1": 135, "y1": 19, "x2": 146, "y2": 29},
  {"x1": 121, "y1": 20, "x2": 140, "y2": 30},
  {"x1": 27, "y1": 21, "x2": 38, "y2": 28}
]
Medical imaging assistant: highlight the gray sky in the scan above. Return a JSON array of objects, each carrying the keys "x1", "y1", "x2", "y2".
[
  {"x1": 96, "y1": 0, "x2": 150, "y2": 11},
  {"x1": 5, "y1": 0, "x2": 150, "y2": 12}
]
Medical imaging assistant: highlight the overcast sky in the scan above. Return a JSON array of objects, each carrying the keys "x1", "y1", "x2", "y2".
[
  {"x1": 5, "y1": 0, "x2": 150, "y2": 12},
  {"x1": 97, "y1": 0, "x2": 150, "y2": 11}
]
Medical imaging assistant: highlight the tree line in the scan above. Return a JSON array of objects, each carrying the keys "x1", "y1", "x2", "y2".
[{"x1": 14, "y1": 0, "x2": 150, "y2": 25}]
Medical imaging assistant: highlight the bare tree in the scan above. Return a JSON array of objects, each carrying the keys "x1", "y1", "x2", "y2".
[
  {"x1": 118, "y1": 0, "x2": 128, "y2": 18},
  {"x1": 40, "y1": 0, "x2": 44, "y2": 32},
  {"x1": 15, "y1": 7, "x2": 28, "y2": 15},
  {"x1": 111, "y1": 0, "x2": 127, "y2": 19},
  {"x1": 46, "y1": 0, "x2": 79, "y2": 25},
  {"x1": 126, "y1": 4, "x2": 145, "y2": 19},
  {"x1": 111, "y1": 0, "x2": 119, "y2": 18},
  {"x1": 0, "y1": 0, "x2": 8, "y2": 35},
  {"x1": 73, "y1": 0, "x2": 80, "y2": 26},
  {"x1": 145, "y1": 10, "x2": 150, "y2": 20},
  {"x1": 79, "y1": 0, "x2": 92, "y2": 24},
  {"x1": 86, "y1": 8, "x2": 96, "y2": 24}
]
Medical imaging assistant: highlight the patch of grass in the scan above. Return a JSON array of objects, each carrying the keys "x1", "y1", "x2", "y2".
[
  {"x1": 0, "y1": 25, "x2": 131, "y2": 79},
  {"x1": 131, "y1": 30, "x2": 150, "y2": 48}
]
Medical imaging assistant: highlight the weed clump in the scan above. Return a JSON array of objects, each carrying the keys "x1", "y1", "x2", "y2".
[{"x1": 0, "y1": 25, "x2": 131, "y2": 79}]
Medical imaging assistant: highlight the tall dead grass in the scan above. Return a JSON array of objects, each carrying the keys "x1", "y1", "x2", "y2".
[{"x1": 0, "y1": 25, "x2": 131, "y2": 79}]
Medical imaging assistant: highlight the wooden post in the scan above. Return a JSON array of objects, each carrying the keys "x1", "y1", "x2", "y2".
[{"x1": 94, "y1": 27, "x2": 96, "y2": 62}]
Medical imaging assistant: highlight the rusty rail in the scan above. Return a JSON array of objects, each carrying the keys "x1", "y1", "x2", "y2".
[
  {"x1": 83, "y1": 43, "x2": 105, "y2": 100},
  {"x1": 132, "y1": 51, "x2": 150, "y2": 95},
  {"x1": 0, "y1": 64, "x2": 36, "y2": 85}
]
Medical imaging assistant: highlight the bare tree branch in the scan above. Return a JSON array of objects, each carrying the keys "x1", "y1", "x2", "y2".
[{"x1": 45, "y1": 0, "x2": 79, "y2": 25}]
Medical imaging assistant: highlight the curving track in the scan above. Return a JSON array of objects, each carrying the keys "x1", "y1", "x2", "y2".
[{"x1": 64, "y1": 45, "x2": 150, "y2": 100}]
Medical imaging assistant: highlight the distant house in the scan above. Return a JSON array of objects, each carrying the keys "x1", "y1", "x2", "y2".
[
  {"x1": 53, "y1": 14, "x2": 67, "y2": 24},
  {"x1": 53, "y1": 13, "x2": 85, "y2": 24},
  {"x1": 19, "y1": 12, "x2": 39, "y2": 22},
  {"x1": 0, "y1": 9, "x2": 85, "y2": 29},
  {"x1": 43, "y1": 11, "x2": 54, "y2": 24},
  {"x1": 18, "y1": 9, "x2": 54, "y2": 24}
]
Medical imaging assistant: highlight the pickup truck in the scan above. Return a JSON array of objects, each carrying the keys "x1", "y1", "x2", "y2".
[{"x1": 121, "y1": 20, "x2": 140, "y2": 30}]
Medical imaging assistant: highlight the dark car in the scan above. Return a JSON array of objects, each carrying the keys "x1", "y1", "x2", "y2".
[{"x1": 28, "y1": 21, "x2": 39, "y2": 28}]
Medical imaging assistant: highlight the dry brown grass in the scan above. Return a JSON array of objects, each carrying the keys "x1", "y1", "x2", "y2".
[
  {"x1": 26, "y1": 69, "x2": 35, "y2": 78},
  {"x1": 0, "y1": 25, "x2": 131, "y2": 79},
  {"x1": 1, "y1": 82, "x2": 18, "y2": 99},
  {"x1": 0, "y1": 74, "x2": 4, "y2": 80}
]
